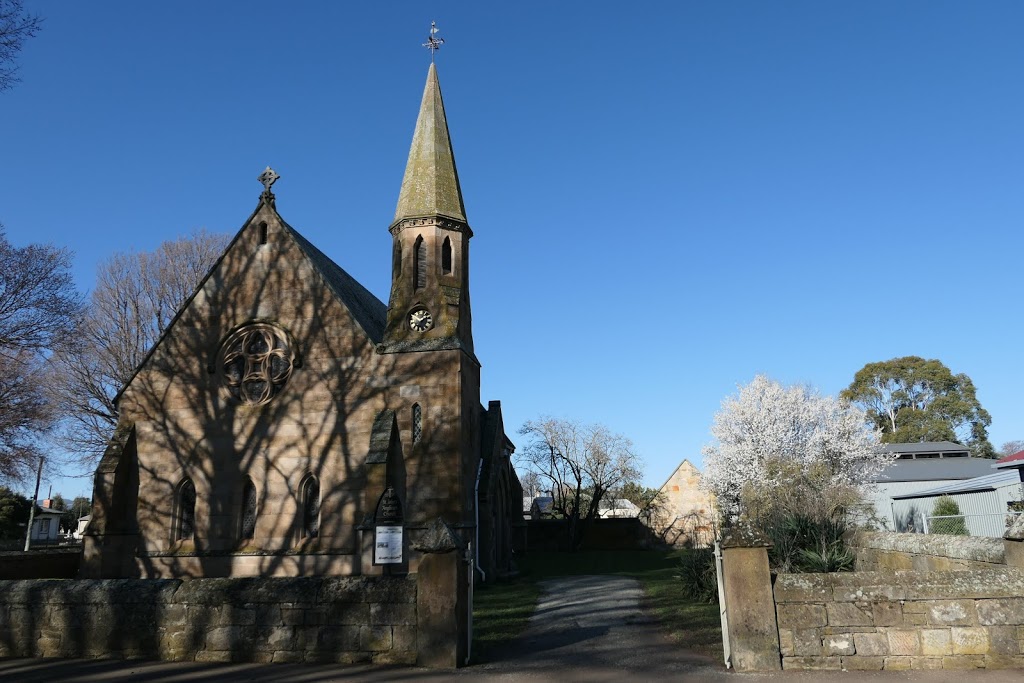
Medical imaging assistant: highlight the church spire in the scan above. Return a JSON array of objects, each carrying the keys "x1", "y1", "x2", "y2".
[{"x1": 393, "y1": 63, "x2": 467, "y2": 225}]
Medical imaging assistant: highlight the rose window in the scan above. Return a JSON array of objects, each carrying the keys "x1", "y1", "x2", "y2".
[{"x1": 219, "y1": 324, "x2": 293, "y2": 405}]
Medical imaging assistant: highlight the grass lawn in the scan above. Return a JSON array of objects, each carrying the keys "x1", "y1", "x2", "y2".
[{"x1": 472, "y1": 549, "x2": 723, "y2": 661}]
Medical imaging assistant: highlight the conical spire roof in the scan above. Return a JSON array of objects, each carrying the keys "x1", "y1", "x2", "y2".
[{"x1": 393, "y1": 63, "x2": 467, "y2": 224}]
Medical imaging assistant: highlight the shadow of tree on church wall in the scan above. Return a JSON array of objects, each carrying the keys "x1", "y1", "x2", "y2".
[{"x1": 61, "y1": 202, "x2": 462, "y2": 659}]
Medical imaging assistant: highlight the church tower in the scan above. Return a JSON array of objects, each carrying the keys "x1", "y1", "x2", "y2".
[{"x1": 382, "y1": 63, "x2": 474, "y2": 356}]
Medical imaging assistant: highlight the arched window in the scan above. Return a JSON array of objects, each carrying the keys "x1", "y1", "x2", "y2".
[
  {"x1": 240, "y1": 477, "x2": 257, "y2": 540},
  {"x1": 301, "y1": 476, "x2": 320, "y2": 539},
  {"x1": 441, "y1": 237, "x2": 452, "y2": 275},
  {"x1": 412, "y1": 403, "x2": 423, "y2": 444},
  {"x1": 258, "y1": 221, "x2": 268, "y2": 245},
  {"x1": 414, "y1": 236, "x2": 426, "y2": 290},
  {"x1": 174, "y1": 479, "x2": 196, "y2": 542},
  {"x1": 393, "y1": 241, "x2": 402, "y2": 275}
]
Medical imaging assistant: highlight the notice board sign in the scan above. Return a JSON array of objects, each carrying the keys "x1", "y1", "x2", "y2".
[{"x1": 374, "y1": 525, "x2": 403, "y2": 564}]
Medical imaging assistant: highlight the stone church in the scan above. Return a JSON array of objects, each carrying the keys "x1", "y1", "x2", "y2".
[{"x1": 81, "y1": 63, "x2": 522, "y2": 582}]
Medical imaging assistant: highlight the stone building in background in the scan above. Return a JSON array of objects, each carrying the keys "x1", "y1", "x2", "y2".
[
  {"x1": 652, "y1": 459, "x2": 717, "y2": 547},
  {"x1": 81, "y1": 63, "x2": 521, "y2": 583}
]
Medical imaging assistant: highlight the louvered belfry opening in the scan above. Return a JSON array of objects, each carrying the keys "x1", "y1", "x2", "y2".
[
  {"x1": 302, "y1": 476, "x2": 320, "y2": 539},
  {"x1": 176, "y1": 479, "x2": 196, "y2": 541},
  {"x1": 240, "y1": 478, "x2": 257, "y2": 540},
  {"x1": 442, "y1": 236, "x2": 452, "y2": 274},
  {"x1": 414, "y1": 235, "x2": 426, "y2": 290}
]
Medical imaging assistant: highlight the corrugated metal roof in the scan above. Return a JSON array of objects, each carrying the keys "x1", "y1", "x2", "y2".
[
  {"x1": 892, "y1": 471, "x2": 1023, "y2": 499},
  {"x1": 874, "y1": 458, "x2": 995, "y2": 482}
]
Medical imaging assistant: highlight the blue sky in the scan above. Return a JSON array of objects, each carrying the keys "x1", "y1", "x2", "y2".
[{"x1": 4, "y1": 2, "x2": 1024, "y2": 500}]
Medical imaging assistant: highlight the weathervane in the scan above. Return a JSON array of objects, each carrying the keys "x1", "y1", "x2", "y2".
[
  {"x1": 423, "y1": 21, "x2": 444, "y2": 61},
  {"x1": 258, "y1": 166, "x2": 279, "y2": 201}
]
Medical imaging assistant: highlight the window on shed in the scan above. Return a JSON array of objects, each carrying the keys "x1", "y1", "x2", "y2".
[
  {"x1": 441, "y1": 236, "x2": 452, "y2": 274},
  {"x1": 302, "y1": 476, "x2": 320, "y2": 539},
  {"x1": 240, "y1": 478, "x2": 258, "y2": 540},
  {"x1": 412, "y1": 403, "x2": 423, "y2": 444},
  {"x1": 176, "y1": 479, "x2": 196, "y2": 541},
  {"x1": 414, "y1": 236, "x2": 426, "y2": 290}
]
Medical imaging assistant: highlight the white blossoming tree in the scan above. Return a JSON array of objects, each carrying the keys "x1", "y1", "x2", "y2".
[{"x1": 702, "y1": 375, "x2": 890, "y2": 527}]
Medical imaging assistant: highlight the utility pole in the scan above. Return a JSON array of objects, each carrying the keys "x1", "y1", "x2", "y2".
[{"x1": 23, "y1": 456, "x2": 44, "y2": 552}]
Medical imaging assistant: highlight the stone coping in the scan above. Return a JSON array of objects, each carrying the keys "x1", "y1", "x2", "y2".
[
  {"x1": 775, "y1": 568, "x2": 1024, "y2": 602},
  {"x1": 852, "y1": 531, "x2": 1004, "y2": 564}
]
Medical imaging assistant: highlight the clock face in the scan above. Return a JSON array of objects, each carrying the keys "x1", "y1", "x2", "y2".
[{"x1": 409, "y1": 308, "x2": 433, "y2": 332}]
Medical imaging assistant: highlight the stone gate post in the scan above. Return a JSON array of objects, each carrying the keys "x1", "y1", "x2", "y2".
[
  {"x1": 720, "y1": 527, "x2": 781, "y2": 671},
  {"x1": 414, "y1": 517, "x2": 469, "y2": 668}
]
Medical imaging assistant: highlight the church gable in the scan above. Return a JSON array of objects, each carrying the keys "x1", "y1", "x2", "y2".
[{"x1": 119, "y1": 192, "x2": 385, "y2": 416}]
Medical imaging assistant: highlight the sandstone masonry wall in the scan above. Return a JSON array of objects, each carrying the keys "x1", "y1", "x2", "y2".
[
  {"x1": 0, "y1": 576, "x2": 417, "y2": 665},
  {"x1": 852, "y1": 531, "x2": 1007, "y2": 571},
  {"x1": 775, "y1": 569, "x2": 1024, "y2": 670}
]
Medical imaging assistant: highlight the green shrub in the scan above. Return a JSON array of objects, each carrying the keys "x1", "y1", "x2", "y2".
[
  {"x1": 930, "y1": 495, "x2": 969, "y2": 535},
  {"x1": 674, "y1": 548, "x2": 719, "y2": 604},
  {"x1": 765, "y1": 513, "x2": 854, "y2": 573}
]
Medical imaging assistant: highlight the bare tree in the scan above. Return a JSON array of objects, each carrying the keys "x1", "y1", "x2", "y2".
[
  {"x1": 517, "y1": 417, "x2": 641, "y2": 550},
  {"x1": 0, "y1": 0, "x2": 42, "y2": 92},
  {"x1": 1000, "y1": 441, "x2": 1024, "y2": 458},
  {"x1": 49, "y1": 229, "x2": 230, "y2": 468},
  {"x1": 0, "y1": 227, "x2": 80, "y2": 482}
]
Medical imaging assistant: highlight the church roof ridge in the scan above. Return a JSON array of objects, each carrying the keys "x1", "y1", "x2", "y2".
[{"x1": 393, "y1": 63, "x2": 467, "y2": 225}]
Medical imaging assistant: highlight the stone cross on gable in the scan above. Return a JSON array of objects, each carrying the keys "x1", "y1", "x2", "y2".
[{"x1": 258, "y1": 166, "x2": 280, "y2": 195}]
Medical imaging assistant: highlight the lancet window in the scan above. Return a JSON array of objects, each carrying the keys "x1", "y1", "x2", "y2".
[
  {"x1": 442, "y1": 237, "x2": 452, "y2": 274},
  {"x1": 412, "y1": 403, "x2": 423, "y2": 444},
  {"x1": 240, "y1": 477, "x2": 257, "y2": 540},
  {"x1": 301, "y1": 475, "x2": 320, "y2": 539},
  {"x1": 174, "y1": 478, "x2": 196, "y2": 542},
  {"x1": 414, "y1": 236, "x2": 426, "y2": 290}
]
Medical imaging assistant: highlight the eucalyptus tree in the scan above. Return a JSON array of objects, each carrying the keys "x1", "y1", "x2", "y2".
[{"x1": 841, "y1": 356, "x2": 995, "y2": 458}]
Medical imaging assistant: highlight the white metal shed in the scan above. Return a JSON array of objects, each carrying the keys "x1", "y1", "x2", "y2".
[{"x1": 891, "y1": 471, "x2": 1024, "y2": 537}]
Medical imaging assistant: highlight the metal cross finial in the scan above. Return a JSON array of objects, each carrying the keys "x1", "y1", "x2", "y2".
[
  {"x1": 423, "y1": 21, "x2": 444, "y2": 61},
  {"x1": 258, "y1": 166, "x2": 280, "y2": 194}
]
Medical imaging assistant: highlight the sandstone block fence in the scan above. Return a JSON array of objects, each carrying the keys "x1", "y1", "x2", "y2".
[
  {"x1": 0, "y1": 576, "x2": 418, "y2": 665},
  {"x1": 719, "y1": 529, "x2": 1024, "y2": 672}
]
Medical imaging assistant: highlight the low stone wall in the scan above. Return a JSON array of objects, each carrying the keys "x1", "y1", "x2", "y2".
[
  {"x1": 851, "y1": 531, "x2": 1007, "y2": 571},
  {"x1": 0, "y1": 576, "x2": 417, "y2": 664},
  {"x1": 775, "y1": 569, "x2": 1024, "y2": 670},
  {"x1": 0, "y1": 548, "x2": 81, "y2": 579}
]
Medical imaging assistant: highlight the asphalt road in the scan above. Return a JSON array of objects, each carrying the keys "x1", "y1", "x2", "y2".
[{"x1": 4, "y1": 575, "x2": 1024, "y2": 682}]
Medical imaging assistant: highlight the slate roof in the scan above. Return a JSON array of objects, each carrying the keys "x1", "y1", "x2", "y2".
[
  {"x1": 892, "y1": 470, "x2": 1023, "y2": 499},
  {"x1": 286, "y1": 226, "x2": 386, "y2": 343},
  {"x1": 874, "y1": 457, "x2": 996, "y2": 482}
]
